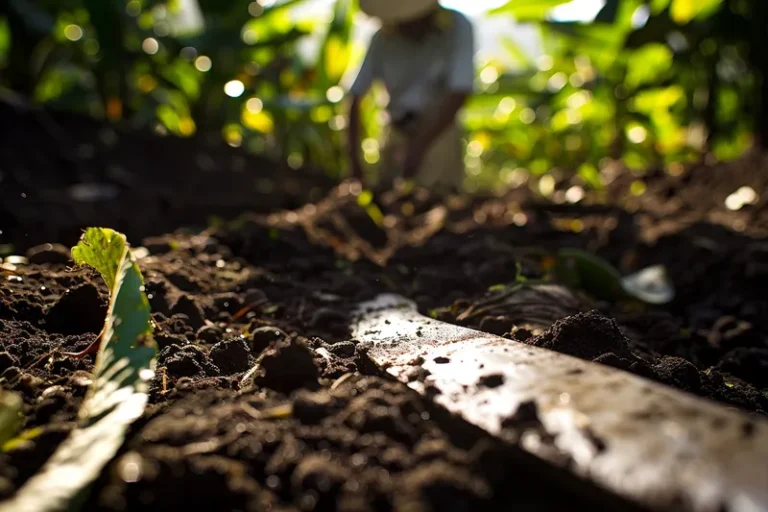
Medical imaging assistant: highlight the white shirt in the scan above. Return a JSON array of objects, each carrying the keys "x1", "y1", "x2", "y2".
[{"x1": 348, "y1": 8, "x2": 475, "y2": 122}]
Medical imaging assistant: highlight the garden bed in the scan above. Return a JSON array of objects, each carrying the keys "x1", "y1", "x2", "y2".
[{"x1": 1, "y1": 106, "x2": 768, "y2": 510}]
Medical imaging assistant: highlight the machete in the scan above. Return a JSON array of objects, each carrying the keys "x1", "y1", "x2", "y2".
[{"x1": 350, "y1": 293, "x2": 768, "y2": 512}]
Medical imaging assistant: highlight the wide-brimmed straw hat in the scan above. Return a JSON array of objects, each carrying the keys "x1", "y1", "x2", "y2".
[{"x1": 359, "y1": 0, "x2": 440, "y2": 23}]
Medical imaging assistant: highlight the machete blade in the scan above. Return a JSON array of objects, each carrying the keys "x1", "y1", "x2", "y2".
[{"x1": 351, "y1": 293, "x2": 768, "y2": 512}]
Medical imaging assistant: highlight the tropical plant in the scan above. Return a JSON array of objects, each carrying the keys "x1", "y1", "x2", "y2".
[
  {"x1": 1, "y1": 0, "x2": 765, "y2": 189},
  {"x1": 461, "y1": 0, "x2": 765, "y2": 192}
]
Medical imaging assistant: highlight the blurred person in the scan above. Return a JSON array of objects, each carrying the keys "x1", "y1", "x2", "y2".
[{"x1": 346, "y1": 0, "x2": 476, "y2": 194}]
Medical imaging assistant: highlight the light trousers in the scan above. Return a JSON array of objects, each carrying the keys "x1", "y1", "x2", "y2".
[{"x1": 379, "y1": 121, "x2": 465, "y2": 194}]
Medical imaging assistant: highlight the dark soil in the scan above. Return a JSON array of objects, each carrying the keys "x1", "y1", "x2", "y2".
[{"x1": 2, "y1": 104, "x2": 768, "y2": 510}]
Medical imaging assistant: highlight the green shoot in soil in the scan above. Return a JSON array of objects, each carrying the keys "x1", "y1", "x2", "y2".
[
  {"x1": 554, "y1": 248, "x2": 626, "y2": 302},
  {"x1": 0, "y1": 390, "x2": 23, "y2": 448},
  {"x1": 554, "y1": 248, "x2": 674, "y2": 305},
  {"x1": 0, "y1": 228, "x2": 157, "y2": 512}
]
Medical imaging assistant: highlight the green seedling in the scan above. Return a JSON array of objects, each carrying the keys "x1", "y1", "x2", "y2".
[
  {"x1": 554, "y1": 248, "x2": 626, "y2": 302},
  {"x1": 1, "y1": 228, "x2": 157, "y2": 512},
  {"x1": 0, "y1": 390, "x2": 23, "y2": 448},
  {"x1": 554, "y1": 248, "x2": 674, "y2": 305}
]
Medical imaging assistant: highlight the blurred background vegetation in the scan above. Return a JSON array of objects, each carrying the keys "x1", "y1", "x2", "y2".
[{"x1": 1, "y1": 0, "x2": 766, "y2": 192}]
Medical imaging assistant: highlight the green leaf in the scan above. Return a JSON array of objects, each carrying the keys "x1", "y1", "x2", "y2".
[
  {"x1": 650, "y1": 0, "x2": 671, "y2": 14},
  {"x1": 625, "y1": 43, "x2": 673, "y2": 89},
  {"x1": 670, "y1": 0, "x2": 722, "y2": 24},
  {"x1": 489, "y1": 0, "x2": 572, "y2": 21},
  {"x1": 632, "y1": 86, "x2": 685, "y2": 114},
  {"x1": 0, "y1": 18, "x2": 10, "y2": 63},
  {"x1": 501, "y1": 36, "x2": 535, "y2": 68},
  {"x1": 259, "y1": 0, "x2": 308, "y2": 18},
  {"x1": 71, "y1": 227, "x2": 126, "y2": 290},
  {"x1": 0, "y1": 390, "x2": 23, "y2": 448},
  {"x1": 555, "y1": 248, "x2": 625, "y2": 302},
  {"x1": 560, "y1": 19, "x2": 626, "y2": 44},
  {"x1": 578, "y1": 163, "x2": 603, "y2": 189},
  {"x1": 1, "y1": 228, "x2": 157, "y2": 512},
  {"x1": 594, "y1": 0, "x2": 620, "y2": 23},
  {"x1": 317, "y1": 0, "x2": 355, "y2": 87}
]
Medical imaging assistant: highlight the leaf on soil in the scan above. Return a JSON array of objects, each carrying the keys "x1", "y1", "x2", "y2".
[
  {"x1": 620, "y1": 264, "x2": 675, "y2": 305},
  {"x1": 554, "y1": 248, "x2": 625, "y2": 302},
  {"x1": 556, "y1": 249, "x2": 675, "y2": 304},
  {"x1": 0, "y1": 389, "x2": 23, "y2": 448},
  {"x1": 0, "y1": 228, "x2": 157, "y2": 512}
]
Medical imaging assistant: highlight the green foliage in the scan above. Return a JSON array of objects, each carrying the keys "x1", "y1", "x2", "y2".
[
  {"x1": 317, "y1": 0, "x2": 355, "y2": 87},
  {"x1": 0, "y1": 228, "x2": 157, "y2": 512},
  {"x1": 0, "y1": 390, "x2": 23, "y2": 449},
  {"x1": 554, "y1": 248, "x2": 673, "y2": 304},
  {"x1": 490, "y1": 0, "x2": 572, "y2": 21},
  {"x1": 0, "y1": 0, "x2": 763, "y2": 188},
  {"x1": 71, "y1": 227, "x2": 157, "y2": 390},
  {"x1": 461, "y1": 0, "x2": 761, "y2": 192},
  {"x1": 625, "y1": 44, "x2": 672, "y2": 89},
  {"x1": 668, "y1": 0, "x2": 722, "y2": 24}
]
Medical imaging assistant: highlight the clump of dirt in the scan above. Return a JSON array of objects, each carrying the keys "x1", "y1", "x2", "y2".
[
  {"x1": 159, "y1": 344, "x2": 218, "y2": 379},
  {"x1": 528, "y1": 310, "x2": 635, "y2": 362},
  {"x1": 652, "y1": 356, "x2": 703, "y2": 393},
  {"x1": 249, "y1": 326, "x2": 288, "y2": 354},
  {"x1": 717, "y1": 348, "x2": 768, "y2": 388},
  {"x1": 210, "y1": 337, "x2": 254, "y2": 375},
  {"x1": 45, "y1": 284, "x2": 107, "y2": 335},
  {"x1": 26, "y1": 243, "x2": 72, "y2": 265},
  {"x1": 248, "y1": 337, "x2": 320, "y2": 393},
  {"x1": 524, "y1": 311, "x2": 768, "y2": 412}
]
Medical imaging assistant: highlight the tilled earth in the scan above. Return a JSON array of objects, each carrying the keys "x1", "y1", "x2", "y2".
[{"x1": 2, "y1": 110, "x2": 768, "y2": 510}]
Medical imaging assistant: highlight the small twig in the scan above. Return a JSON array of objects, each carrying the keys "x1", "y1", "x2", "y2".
[
  {"x1": 227, "y1": 299, "x2": 268, "y2": 326},
  {"x1": 24, "y1": 351, "x2": 57, "y2": 371},
  {"x1": 181, "y1": 429, "x2": 242, "y2": 456},
  {"x1": 330, "y1": 373, "x2": 354, "y2": 390}
]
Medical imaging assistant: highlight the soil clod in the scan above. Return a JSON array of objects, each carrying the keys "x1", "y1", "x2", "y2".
[
  {"x1": 45, "y1": 284, "x2": 106, "y2": 335},
  {"x1": 250, "y1": 326, "x2": 288, "y2": 354},
  {"x1": 529, "y1": 310, "x2": 634, "y2": 362},
  {"x1": 171, "y1": 295, "x2": 206, "y2": 331},
  {"x1": 209, "y1": 337, "x2": 253, "y2": 375},
  {"x1": 250, "y1": 337, "x2": 319, "y2": 393},
  {"x1": 26, "y1": 243, "x2": 72, "y2": 265}
]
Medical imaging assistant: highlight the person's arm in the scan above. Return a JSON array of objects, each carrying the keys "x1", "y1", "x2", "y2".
[
  {"x1": 346, "y1": 31, "x2": 381, "y2": 181},
  {"x1": 403, "y1": 13, "x2": 475, "y2": 178},
  {"x1": 402, "y1": 92, "x2": 468, "y2": 177}
]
